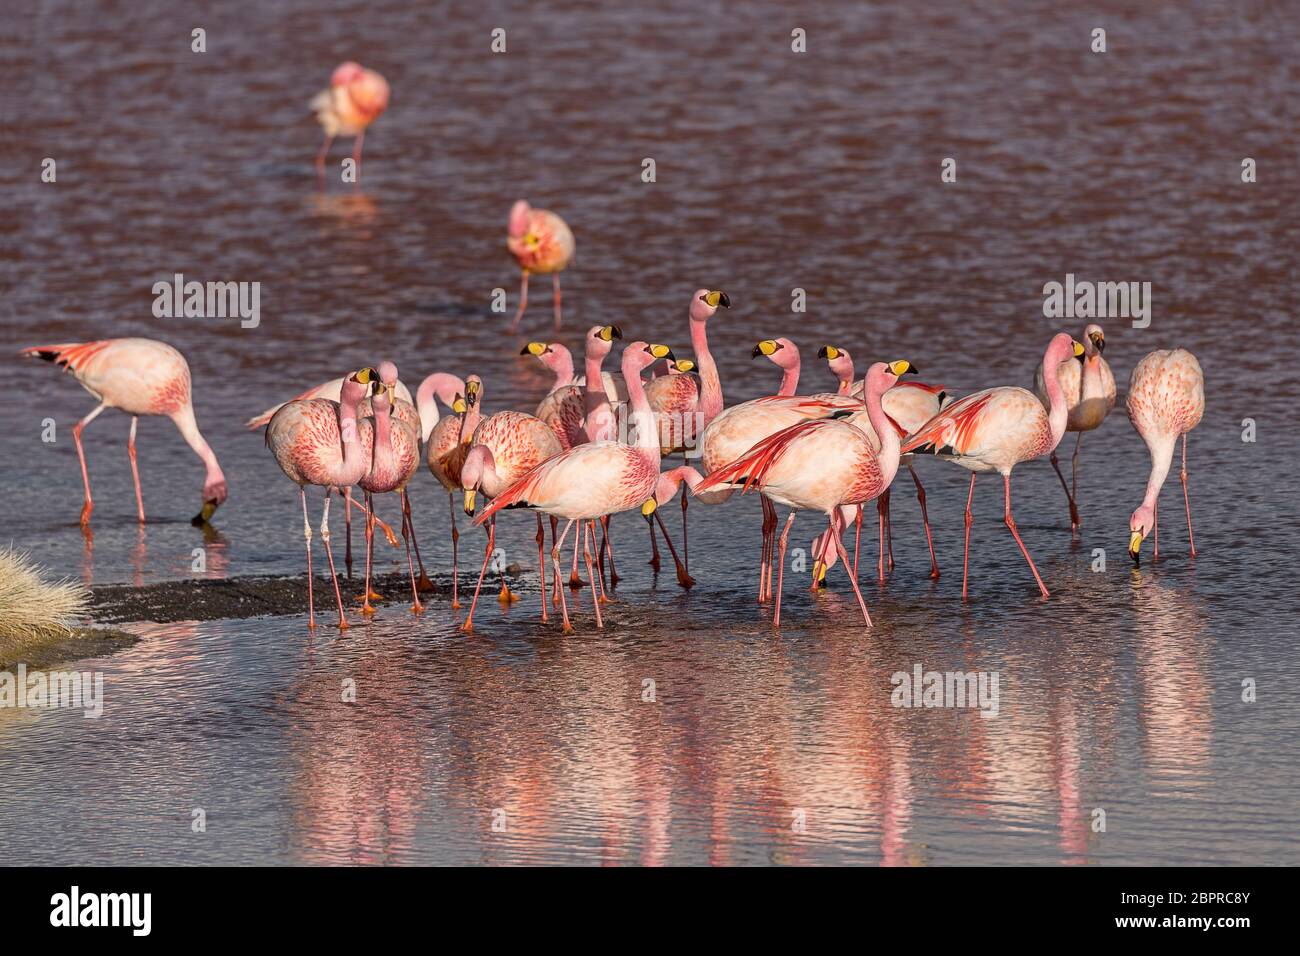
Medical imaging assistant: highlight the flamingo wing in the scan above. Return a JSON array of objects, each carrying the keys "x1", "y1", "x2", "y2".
[
  {"x1": 901, "y1": 390, "x2": 996, "y2": 456},
  {"x1": 698, "y1": 418, "x2": 833, "y2": 495}
]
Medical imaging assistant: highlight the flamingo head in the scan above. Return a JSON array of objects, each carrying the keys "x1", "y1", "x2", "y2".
[
  {"x1": 1048, "y1": 332, "x2": 1086, "y2": 369},
  {"x1": 1084, "y1": 323, "x2": 1105, "y2": 356},
  {"x1": 461, "y1": 446, "x2": 488, "y2": 515},
  {"x1": 520, "y1": 341, "x2": 570, "y2": 377},
  {"x1": 340, "y1": 65, "x2": 389, "y2": 118},
  {"x1": 1128, "y1": 505, "x2": 1155, "y2": 567},
  {"x1": 331, "y1": 61, "x2": 365, "y2": 87},
  {"x1": 752, "y1": 337, "x2": 798, "y2": 371},
  {"x1": 689, "y1": 289, "x2": 730, "y2": 323},
  {"x1": 342, "y1": 366, "x2": 379, "y2": 406},
  {"x1": 818, "y1": 344, "x2": 854, "y2": 384},
  {"x1": 586, "y1": 324, "x2": 622, "y2": 360},
  {"x1": 624, "y1": 341, "x2": 674, "y2": 377},
  {"x1": 508, "y1": 200, "x2": 533, "y2": 238},
  {"x1": 864, "y1": 360, "x2": 918, "y2": 397},
  {"x1": 464, "y1": 374, "x2": 483, "y2": 409}
]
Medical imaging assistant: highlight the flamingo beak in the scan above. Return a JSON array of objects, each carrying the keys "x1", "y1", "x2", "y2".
[
  {"x1": 818, "y1": 346, "x2": 838, "y2": 360},
  {"x1": 191, "y1": 500, "x2": 218, "y2": 527},
  {"x1": 466, "y1": 381, "x2": 480, "y2": 407},
  {"x1": 1128, "y1": 530, "x2": 1144, "y2": 567},
  {"x1": 464, "y1": 489, "x2": 477, "y2": 516},
  {"x1": 1091, "y1": 331, "x2": 1105, "y2": 353},
  {"x1": 641, "y1": 498, "x2": 658, "y2": 523}
]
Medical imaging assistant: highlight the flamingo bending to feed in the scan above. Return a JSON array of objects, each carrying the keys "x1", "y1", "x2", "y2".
[
  {"x1": 1125, "y1": 349, "x2": 1204, "y2": 567},
  {"x1": 645, "y1": 289, "x2": 732, "y2": 570},
  {"x1": 902, "y1": 333, "x2": 1085, "y2": 600},
  {"x1": 266, "y1": 368, "x2": 378, "y2": 629},
  {"x1": 312, "y1": 61, "x2": 390, "y2": 184},
  {"x1": 474, "y1": 342, "x2": 688, "y2": 633},
  {"x1": 427, "y1": 376, "x2": 482, "y2": 608},
  {"x1": 22, "y1": 338, "x2": 227, "y2": 528},
  {"x1": 460, "y1": 408, "x2": 564, "y2": 630},
  {"x1": 356, "y1": 363, "x2": 424, "y2": 615},
  {"x1": 698, "y1": 362, "x2": 915, "y2": 627},
  {"x1": 815, "y1": 343, "x2": 950, "y2": 581},
  {"x1": 1034, "y1": 323, "x2": 1116, "y2": 532},
  {"x1": 507, "y1": 200, "x2": 575, "y2": 330}
]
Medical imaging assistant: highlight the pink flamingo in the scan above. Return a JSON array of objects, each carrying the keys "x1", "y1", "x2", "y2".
[
  {"x1": 312, "y1": 61, "x2": 390, "y2": 184},
  {"x1": 507, "y1": 200, "x2": 575, "y2": 330},
  {"x1": 427, "y1": 376, "x2": 481, "y2": 608},
  {"x1": 698, "y1": 362, "x2": 915, "y2": 627},
  {"x1": 474, "y1": 342, "x2": 684, "y2": 633},
  {"x1": 266, "y1": 367, "x2": 378, "y2": 629},
  {"x1": 22, "y1": 338, "x2": 227, "y2": 528},
  {"x1": 460, "y1": 407, "x2": 564, "y2": 630},
  {"x1": 413, "y1": 373, "x2": 467, "y2": 445},
  {"x1": 246, "y1": 376, "x2": 413, "y2": 430},
  {"x1": 1125, "y1": 349, "x2": 1204, "y2": 567},
  {"x1": 356, "y1": 362, "x2": 424, "y2": 616},
  {"x1": 902, "y1": 334, "x2": 1085, "y2": 600},
  {"x1": 1034, "y1": 323, "x2": 1116, "y2": 532},
  {"x1": 645, "y1": 289, "x2": 732, "y2": 569}
]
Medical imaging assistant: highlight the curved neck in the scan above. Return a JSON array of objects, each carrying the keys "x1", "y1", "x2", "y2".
[
  {"x1": 338, "y1": 392, "x2": 365, "y2": 476},
  {"x1": 372, "y1": 402, "x2": 395, "y2": 473},
  {"x1": 622, "y1": 356, "x2": 659, "y2": 464},
  {"x1": 550, "y1": 350, "x2": 575, "y2": 390},
  {"x1": 1041, "y1": 353, "x2": 1070, "y2": 446},
  {"x1": 689, "y1": 319, "x2": 722, "y2": 419},
  {"x1": 836, "y1": 363, "x2": 854, "y2": 395},
  {"x1": 584, "y1": 351, "x2": 606, "y2": 396},
  {"x1": 1142, "y1": 437, "x2": 1175, "y2": 511},
  {"x1": 172, "y1": 405, "x2": 224, "y2": 490},
  {"x1": 416, "y1": 373, "x2": 465, "y2": 442},
  {"x1": 776, "y1": 362, "x2": 799, "y2": 397},
  {"x1": 458, "y1": 402, "x2": 482, "y2": 443},
  {"x1": 865, "y1": 380, "x2": 901, "y2": 484}
]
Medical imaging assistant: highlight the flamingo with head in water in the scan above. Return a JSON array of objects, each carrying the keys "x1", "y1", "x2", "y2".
[
  {"x1": 21, "y1": 338, "x2": 227, "y2": 529},
  {"x1": 507, "y1": 200, "x2": 575, "y2": 331}
]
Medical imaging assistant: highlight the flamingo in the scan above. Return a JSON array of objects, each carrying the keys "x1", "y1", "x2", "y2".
[
  {"x1": 814, "y1": 343, "x2": 950, "y2": 581},
  {"x1": 312, "y1": 61, "x2": 390, "y2": 185},
  {"x1": 427, "y1": 376, "x2": 482, "y2": 608},
  {"x1": 902, "y1": 333, "x2": 1085, "y2": 600},
  {"x1": 1125, "y1": 349, "x2": 1204, "y2": 567},
  {"x1": 412, "y1": 372, "x2": 466, "y2": 444},
  {"x1": 266, "y1": 367, "x2": 378, "y2": 629},
  {"x1": 645, "y1": 289, "x2": 732, "y2": 570},
  {"x1": 507, "y1": 200, "x2": 575, "y2": 331},
  {"x1": 356, "y1": 362, "x2": 423, "y2": 615},
  {"x1": 1034, "y1": 323, "x2": 1116, "y2": 532},
  {"x1": 460, "y1": 408, "x2": 564, "y2": 630},
  {"x1": 21, "y1": 338, "x2": 228, "y2": 528},
  {"x1": 526, "y1": 328, "x2": 626, "y2": 451},
  {"x1": 698, "y1": 362, "x2": 915, "y2": 627},
  {"x1": 474, "y1": 342, "x2": 685, "y2": 633}
]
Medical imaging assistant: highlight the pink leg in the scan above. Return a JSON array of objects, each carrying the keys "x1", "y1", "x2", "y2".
[
  {"x1": 509, "y1": 270, "x2": 530, "y2": 331},
  {"x1": 647, "y1": 516, "x2": 661, "y2": 572},
  {"x1": 1049, "y1": 448, "x2": 1081, "y2": 532},
  {"x1": 400, "y1": 491, "x2": 424, "y2": 613},
  {"x1": 884, "y1": 488, "x2": 894, "y2": 572},
  {"x1": 759, "y1": 495, "x2": 773, "y2": 602},
  {"x1": 127, "y1": 416, "x2": 145, "y2": 523},
  {"x1": 464, "y1": 520, "x2": 495, "y2": 631},
  {"x1": 773, "y1": 512, "x2": 796, "y2": 627},
  {"x1": 535, "y1": 515, "x2": 549, "y2": 623},
  {"x1": 404, "y1": 492, "x2": 433, "y2": 592},
  {"x1": 591, "y1": 521, "x2": 611, "y2": 604},
  {"x1": 351, "y1": 129, "x2": 365, "y2": 187},
  {"x1": 830, "y1": 515, "x2": 873, "y2": 627},
  {"x1": 852, "y1": 506, "x2": 862, "y2": 580},
  {"x1": 320, "y1": 490, "x2": 349, "y2": 629},
  {"x1": 1153, "y1": 500, "x2": 1160, "y2": 560},
  {"x1": 72, "y1": 403, "x2": 106, "y2": 527},
  {"x1": 910, "y1": 464, "x2": 940, "y2": 579},
  {"x1": 877, "y1": 495, "x2": 887, "y2": 581},
  {"x1": 1181, "y1": 434, "x2": 1196, "y2": 557},
  {"x1": 314, "y1": 133, "x2": 334, "y2": 187},
  {"x1": 448, "y1": 492, "x2": 461, "y2": 608},
  {"x1": 601, "y1": 514, "x2": 619, "y2": 589},
  {"x1": 345, "y1": 492, "x2": 354, "y2": 578},
  {"x1": 1070, "y1": 431, "x2": 1083, "y2": 527},
  {"x1": 569, "y1": 526, "x2": 585, "y2": 589},
  {"x1": 361, "y1": 493, "x2": 376, "y2": 616},
  {"x1": 680, "y1": 485, "x2": 690, "y2": 573},
  {"x1": 300, "y1": 487, "x2": 316, "y2": 629},
  {"x1": 653, "y1": 510, "x2": 695, "y2": 588},
  {"x1": 962, "y1": 473, "x2": 976, "y2": 601},
  {"x1": 585, "y1": 522, "x2": 605, "y2": 627},
  {"x1": 552, "y1": 273, "x2": 562, "y2": 330},
  {"x1": 550, "y1": 516, "x2": 561, "y2": 607},
  {"x1": 552, "y1": 519, "x2": 577, "y2": 633},
  {"x1": 1003, "y1": 473, "x2": 1049, "y2": 598}
]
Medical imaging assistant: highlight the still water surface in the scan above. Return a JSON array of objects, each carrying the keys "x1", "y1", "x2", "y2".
[{"x1": 1, "y1": 1, "x2": 1297, "y2": 864}]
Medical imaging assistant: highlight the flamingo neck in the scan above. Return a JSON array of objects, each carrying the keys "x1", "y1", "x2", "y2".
[
  {"x1": 458, "y1": 402, "x2": 482, "y2": 444},
  {"x1": 776, "y1": 362, "x2": 800, "y2": 397},
  {"x1": 1141, "y1": 436, "x2": 1176, "y2": 512},
  {"x1": 584, "y1": 351, "x2": 606, "y2": 396},
  {"x1": 172, "y1": 405, "x2": 225, "y2": 491},
  {"x1": 837, "y1": 363, "x2": 855, "y2": 395},
  {"x1": 550, "y1": 350, "x2": 575, "y2": 390},
  {"x1": 416, "y1": 373, "x2": 465, "y2": 443},
  {"x1": 337, "y1": 391, "x2": 365, "y2": 482},
  {"x1": 372, "y1": 402, "x2": 395, "y2": 475},
  {"x1": 1042, "y1": 353, "x2": 1070, "y2": 447},
  {"x1": 622, "y1": 357, "x2": 660, "y2": 465},
  {"x1": 689, "y1": 319, "x2": 722, "y2": 420},
  {"x1": 865, "y1": 380, "x2": 901, "y2": 486}
]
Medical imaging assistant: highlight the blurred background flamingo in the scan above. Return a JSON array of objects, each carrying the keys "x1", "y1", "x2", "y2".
[
  {"x1": 507, "y1": 200, "x2": 575, "y2": 330},
  {"x1": 312, "y1": 61, "x2": 390, "y2": 185}
]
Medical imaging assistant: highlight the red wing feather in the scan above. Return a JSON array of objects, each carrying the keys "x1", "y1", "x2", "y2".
[
  {"x1": 698, "y1": 419, "x2": 829, "y2": 494},
  {"x1": 901, "y1": 392, "x2": 993, "y2": 455}
]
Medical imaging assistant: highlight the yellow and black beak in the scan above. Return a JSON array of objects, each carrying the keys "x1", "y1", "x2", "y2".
[
  {"x1": 1073, "y1": 339, "x2": 1086, "y2": 362},
  {"x1": 1090, "y1": 330, "x2": 1105, "y2": 353},
  {"x1": 452, "y1": 394, "x2": 467, "y2": 415},
  {"x1": 191, "y1": 500, "x2": 220, "y2": 527},
  {"x1": 674, "y1": 358, "x2": 696, "y2": 373},
  {"x1": 466, "y1": 380, "x2": 480, "y2": 407},
  {"x1": 702, "y1": 290, "x2": 731, "y2": 309},
  {"x1": 599, "y1": 325, "x2": 622, "y2": 342},
  {"x1": 464, "y1": 489, "x2": 477, "y2": 516},
  {"x1": 752, "y1": 340, "x2": 780, "y2": 359},
  {"x1": 520, "y1": 342, "x2": 548, "y2": 357},
  {"x1": 647, "y1": 343, "x2": 675, "y2": 361},
  {"x1": 818, "y1": 345, "x2": 840, "y2": 361},
  {"x1": 353, "y1": 367, "x2": 377, "y2": 385},
  {"x1": 641, "y1": 498, "x2": 658, "y2": 523},
  {"x1": 1128, "y1": 530, "x2": 1144, "y2": 568},
  {"x1": 888, "y1": 360, "x2": 918, "y2": 376}
]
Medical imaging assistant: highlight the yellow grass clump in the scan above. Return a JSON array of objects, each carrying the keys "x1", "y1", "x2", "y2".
[{"x1": 0, "y1": 548, "x2": 90, "y2": 660}]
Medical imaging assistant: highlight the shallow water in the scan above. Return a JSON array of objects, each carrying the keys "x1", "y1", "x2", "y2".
[{"x1": 2, "y1": 0, "x2": 1298, "y2": 864}]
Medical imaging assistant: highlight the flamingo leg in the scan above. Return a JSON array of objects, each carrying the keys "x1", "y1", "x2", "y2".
[
  {"x1": 568, "y1": 526, "x2": 585, "y2": 589},
  {"x1": 550, "y1": 515, "x2": 561, "y2": 607},
  {"x1": 448, "y1": 492, "x2": 461, "y2": 608},
  {"x1": 498, "y1": 526, "x2": 519, "y2": 606},
  {"x1": 345, "y1": 493, "x2": 353, "y2": 578},
  {"x1": 830, "y1": 515, "x2": 873, "y2": 627},
  {"x1": 509, "y1": 269, "x2": 530, "y2": 331},
  {"x1": 1153, "y1": 500, "x2": 1160, "y2": 560},
  {"x1": 884, "y1": 488, "x2": 894, "y2": 572},
  {"x1": 300, "y1": 486, "x2": 316, "y2": 629},
  {"x1": 552, "y1": 519, "x2": 577, "y2": 633},
  {"x1": 601, "y1": 514, "x2": 619, "y2": 588},
  {"x1": 963, "y1": 473, "x2": 976, "y2": 601},
  {"x1": 759, "y1": 495, "x2": 772, "y2": 602},
  {"x1": 464, "y1": 519, "x2": 494, "y2": 631},
  {"x1": 126, "y1": 415, "x2": 146, "y2": 523},
  {"x1": 1049, "y1": 447, "x2": 1081, "y2": 532},
  {"x1": 404, "y1": 491, "x2": 434, "y2": 592},
  {"x1": 400, "y1": 491, "x2": 424, "y2": 613},
  {"x1": 876, "y1": 495, "x2": 887, "y2": 581},
  {"x1": 320, "y1": 489, "x2": 349, "y2": 629},
  {"x1": 652, "y1": 510, "x2": 694, "y2": 588},
  {"x1": 590, "y1": 521, "x2": 611, "y2": 603},
  {"x1": 1181, "y1": 434, "x2": 1196, "y2": 557},
  {"x1": 647, "y1": 513, "x2": 661, "y2": 572},
  {"x1": 1070, "y1": 431, "x2": 1083, "y2": 526},
  {"x1": 1003, "y1": 473, "x2": 1049, "y2": 598},
  {"x1": 360, "y1": 492, "x2": 376, "y2": 616},
  {"x1": 773, "y1": 512, "x2": 796, "y2": 627},
  {"x1": 584, "y1": 522, "x2": 605, "y2": 627},
  {"x1": 552, "y1": 273, "x2": 562, "y2": 330},
  {"x1": 910, "y1": 463, "x2": 940, "y2": 579},
  {"x1": 351, "y1": 129, "x2": 364, "y2": 187},
  {"x1": 535, "y1": 514, "x2": 549, "y2": 623},
  {"x1": 680, "y1": 485, "x2": 689, "y2": 573},
  {"x1": 852, "y1": 505, "x2": 862, "y2": 581},
  {"x1": 314, "y1": 133, "x2": 334, "y2": 185},
  {"x1": 72, "y1": 402, "x2": 107, "y2": 527}
]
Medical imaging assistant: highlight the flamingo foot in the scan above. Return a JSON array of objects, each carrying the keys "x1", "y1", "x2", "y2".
[
  {"x1": 498, "y1": 584, "x2": 520, "y2": 605},
  {"x1": 79, "y1": 502, "x2": 93, "y2": 526},
  {"x1": 361, "y1": 603, "x2": 376, "y2": 617},
  {"x1": 411, "y1": 601, "x2": 425, "y2": 614},
  {"x1": 568, "y1": 571, "x2": 586, "y2": 590}
]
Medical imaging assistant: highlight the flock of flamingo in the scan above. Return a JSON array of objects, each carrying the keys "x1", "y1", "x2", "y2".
[{"x1": 19, "y1": 62, "x2": 1207, "y2": 634}]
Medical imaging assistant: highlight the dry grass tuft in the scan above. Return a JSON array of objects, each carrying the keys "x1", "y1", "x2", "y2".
[{"x1": 0, "y1": 548, "x2": 90, "y2": 662}]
